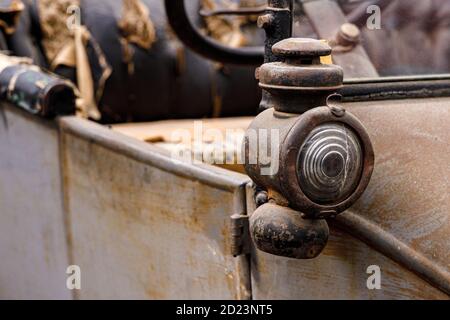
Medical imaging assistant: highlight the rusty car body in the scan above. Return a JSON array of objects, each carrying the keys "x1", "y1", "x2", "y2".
[{"x1": 0, "y1": 0, "x2": 449, "y2": 300}]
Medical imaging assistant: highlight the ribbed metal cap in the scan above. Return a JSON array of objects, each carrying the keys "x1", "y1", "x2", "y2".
[
  {"x1": 272, "y1": 38, "x2": 332, "y2": 58},
  {"x1": 259, "y1": 38, "x2": 343, "y2": 90}
]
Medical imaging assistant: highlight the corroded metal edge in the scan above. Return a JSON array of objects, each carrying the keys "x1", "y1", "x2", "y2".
[
  {"x1": 0, "y1": 101, "x2": 57, "y2": 130},
  {"x1": 58, "y1": 116, "x2": 251, "y2": 193},
  {"x1": 333, "y1": 211, "x2": 450, "y2": 296},
  {"x1": 341, "y1": 78, "x2": 450, "y2": 102},
  {"x1": 233, "y1": 183, "x2": 252, "y2": 300}
]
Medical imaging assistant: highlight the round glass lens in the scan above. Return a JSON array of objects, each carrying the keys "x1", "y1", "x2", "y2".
[{"x1": 297, "y1": 122, "x2": 364, "y2": 205}]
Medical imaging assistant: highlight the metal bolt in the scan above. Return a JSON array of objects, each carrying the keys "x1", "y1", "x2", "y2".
[
  {"x1": 255, "y1": 190, "x2": 269, "y2": 208},
  {"x1": 336, "y1": 23, "x2": 361, "y2": 47}
]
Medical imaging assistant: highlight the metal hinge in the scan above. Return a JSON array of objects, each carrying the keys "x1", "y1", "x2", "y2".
[{"x1": 230, "y1": 214, "x2": 251, "y2": 257}]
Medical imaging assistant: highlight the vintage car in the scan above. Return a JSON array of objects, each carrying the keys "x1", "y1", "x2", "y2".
[{"x1": 0, "y1": 0, "x2": 449, "y2": 300}]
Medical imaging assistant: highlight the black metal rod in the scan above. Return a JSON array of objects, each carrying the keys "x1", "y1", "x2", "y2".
[{"x1": 164, "y1": 0, "x2": 264, "y2": 65}]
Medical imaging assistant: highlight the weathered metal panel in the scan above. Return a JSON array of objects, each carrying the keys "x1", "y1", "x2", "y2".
[
  {"x1": 59, "y1": 117, "x2": 251, "y2": 300},
  {"x1": 0, "y1": 104, "x2": 71, "y2": 299},
  {"x1": 249, "y1": 97, "x2": 450, "y2": 299},
  {"x1": 247, "y1": 190, "x2": 449, "y2": 300},
  {"x1": 2, "y1": 94, "x2": 449, "y2": 300},
  {"x1": 346, "y1": 97, "x2": 450, "y2": 278},
  {"x1": 250, "y1": 226, "x2": 448, "y2": 300}
]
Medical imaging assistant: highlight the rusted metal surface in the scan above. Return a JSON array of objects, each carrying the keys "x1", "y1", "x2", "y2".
[
  {"x1": 258, "y1": 0, "x2": 292, "y2": 64},
  {"x1": 332, "y1": 211, "x2": 450, "y2": 295},
  {"x1": 250, "y1": 203, "x2": 329, "y2": 259},
  {"x1": 59, "y1": 116, "x2": 252, "y2": 299},
  {"x1": 1, "y1": 83, "x2": 449, "y2": 300},
  {"x1": 60, "y1": 117, "x2": 251, "y2": 192},
  {"x1": 250, "y1": 224, "x2": 450, "y2": 299},
  {"x1": 255, "y1": 0, "x2": 292, "y2": 111},
  {"x1": 244, "y1": 34, "x2": 375, "y2": 258},
  {"x1": 0, "y1": 106, "x2": 255, "y2": 299},
  {"x1": 245, "y1": 36, "x2": 376, "y2": 260},
  {"x1": 231, "y1": 214, "x2": 251, "y2": 257},
  {"x1": 257, "y1": 38, "x2": 343, "y2": 113},
  {"x1": 342, "y1": 97, "x2": 450, "y2": 294},
  {"x1": 0, "y1": 103, "x2": 71, "y2": 299},
  {"x1": 341, "y1": 76, "x2": 450, "y2": 102},
  {"x1": 248, "y1": 96, "x2": 450, "y2": 298},
  {"x1": 244, "y1": 106, "x2": 375, "y2": 219}
]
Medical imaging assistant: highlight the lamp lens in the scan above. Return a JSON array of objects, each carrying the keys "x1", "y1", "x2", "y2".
[{"x1": 297, "y1": 122, "x2": 363, "y2": 204}]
